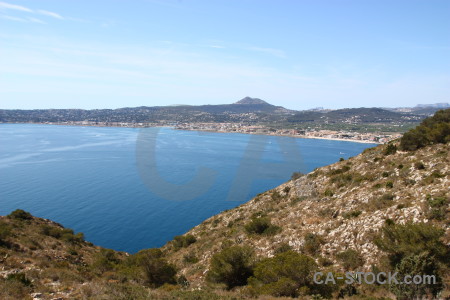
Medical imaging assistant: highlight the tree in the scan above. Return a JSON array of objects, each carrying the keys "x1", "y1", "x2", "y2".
[
  {"x1": 400, "y1": 108, "x2": 450, "y2": 151},
  {"x1": 137, "y1": 248, "x2": 176, "y2": 287},
  {"x1": 8, "y1": 209, "x2": 32, "y2": 220},
  {"x1": 207, "y1": 246, "x2": 255, "y2": 289},
  {"x1": 374, "y1": 222, "x2": 449, "y2": 299},
  {"x1": 249, "y1": 251, "x2": 318, "y2": 297}
]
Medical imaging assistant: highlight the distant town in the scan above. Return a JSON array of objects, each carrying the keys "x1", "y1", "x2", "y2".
[{"x1": 1, "y1": 97, "x2": 447, "y2": 144}]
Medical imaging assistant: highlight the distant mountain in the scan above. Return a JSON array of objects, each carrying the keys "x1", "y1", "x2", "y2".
[
  {"x1": 386, "y1": 103, "x2": 450, "y2": 116},
  {"x1": 233, "y1": 97, "x2": 271, "y2": 105},
  {"x1": 0, "y1": 97, "x2": 293, "y2": 124},
  {"x1": 415, "y1": 103, "x2": 449, "y2": 108},
  {"x1": 287, "y1": 107, "x2": 422, "y2": 124}
]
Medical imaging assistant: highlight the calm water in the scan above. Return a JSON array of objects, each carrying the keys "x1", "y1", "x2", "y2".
[{"x1": 0, "y1": 124, "x2": 375, "y2": 253}]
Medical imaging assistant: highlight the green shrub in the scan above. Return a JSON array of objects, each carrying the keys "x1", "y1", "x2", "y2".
[
  {"x1": 415, "y1": 161, "x2": 425, "y2": 170},
  {"x1": 291, "y1": 172, "x2": 304, "y2": 180},
  {"x1": 283, "y1": 186, "x2": 291, "y2": 193},
  {"x1": 400, "y1": 108, "x2": 450, "y2": 151},
  {"x1": 339, "y1": 157, "x2": 345, "y2": 162},
  {"x1": 244, "y1": 217, "x2": 281, "y2": 236},
  {"x1": 249, "y1": 251, "x2": 318, "y2": 297},
  {"x1": 427, "y1": 195, "x2": 449, "y2": 221},
  {"x1": 303, "y1": 233, "x2": 324, "y2": 256},
  {"x1": 183, "y1": 253, "x2": 199, "y2": 264},
  {"x1": 41, "y1": 225, "x2": 84, "y2": 243},
  {"x1": 336, "y1": 249, "x2": 364, "y2": 270},
  {"x1": 382, "y1": 171, "x2": 390, "y2": 177},
  {"x1": 274, "y1": 242, "x2": 292, "y2": 254},
  {"x1": 136, "y1": 248, "x2": 177, "y2": 288},
  {"x1": 324, "y1": 189, "x2": 334, "y2": 197},
  {"x1": 0, "y1": 222, "x2": 11, "y2": 246},
  {"x1": 385, "y1": 181, "x2": 393, "y2": 188},
  {"x1": 172, "y1": 234, "x2": 196, "y2": 250},
  {"x1": 390, "y1": 252, "x2": 444, "y2": 299},
  {"x1": 6, "y1": 273, "x2": 32, "y2": 286},
  {"x1": 291, "y1": 196, "x2": 307, "y2": 205},
  {"x1": 92, "y1": 248, "x2": 120, "y2": 274},
  {"x1": 374, "y1": 222, "x2": 449, "y2": 267},
  {"x1": 342, "y1": 210, "x2": 362, "y2": 219},
  {"x1": 206, "y1": 245, "x2": 255, "y2": 289},
  {"x1": 383, "y1": 144, "x2": 397, "y2": 155},
  {"x1": 8, "y1": 209, "x2": 32, "y2": 220}
]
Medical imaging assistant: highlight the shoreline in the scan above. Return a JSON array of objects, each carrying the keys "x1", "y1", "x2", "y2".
[
  {"x1": 1, "y1": 122, "x2": 384, "y2": 144},
  {"x1": 175, "y1": 128, "x2": 382, "y2": 144}
]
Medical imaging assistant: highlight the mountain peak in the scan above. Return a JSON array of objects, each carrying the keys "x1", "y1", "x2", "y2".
[{"x1": 233, "y1": 97, "x2": 270, "y2": 105}]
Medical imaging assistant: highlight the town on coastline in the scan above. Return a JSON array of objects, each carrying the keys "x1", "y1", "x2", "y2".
[{"x1": 10, "y1": 120, "x2": 400, "y2": 144}]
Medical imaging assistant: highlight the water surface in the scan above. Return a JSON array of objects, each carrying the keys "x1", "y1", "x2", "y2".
[{"x1": 0, "y1": 124, "x2": 375, "y2": 253}]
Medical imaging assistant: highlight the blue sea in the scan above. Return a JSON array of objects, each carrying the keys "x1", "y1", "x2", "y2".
[{"x1": 0, "y1": 124, "x2": 376, "y2": 253}]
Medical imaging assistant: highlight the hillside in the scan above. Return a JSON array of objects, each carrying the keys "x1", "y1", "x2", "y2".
[
  {"x1": 160, "y1": 110, "x2": 450, "y2": 298},
  {"x1": 0, "y1": 99, "x2": 426, "y2": 133},
  {"x1": 1, "y1": 110, "x2": 449, "y2": 299},
  {"x1": 162, "y1": 140, "x2": 449, "y2": 295}
]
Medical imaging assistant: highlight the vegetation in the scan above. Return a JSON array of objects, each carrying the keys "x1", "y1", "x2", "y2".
[
  {"x1": 8, "y1": 209, "x2": 33, "y2": 220},
  {"x1": 249, "y1": 251, "x2": 319, "y2": 297},
  {"x1": 303, "y1": 233, "x2": 324, "y2": 256},
  {"x1": 374, "y1": 222, "x2": 449, "y2": 299},
  {"x1": 136, "y1": 248, "x2": 177, "y2": 288},
  {"x1": 207, "y1": 246, "x2": 255, "y2": 289},
  {"x1": 172, "y1": 234, "x2": 197, "y2": 250},
  {"x1": 336, "y1": 249, "x2": 364, "y2": 270},
  {"x1": 400, "y1": 108, "x2": 450, "y2": 151},
  {"x1": 244, "y1": 217, "x2": 281, "y2": 236}
]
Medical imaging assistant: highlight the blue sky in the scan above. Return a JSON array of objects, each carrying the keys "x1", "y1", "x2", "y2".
[{"x1": 1, "y1": 0, "x2": 449, "y2": 110}]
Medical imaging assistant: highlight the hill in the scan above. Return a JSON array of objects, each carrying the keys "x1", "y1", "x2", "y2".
[{"x1": 1, "y1": 110, "x2": 449, "y2": 299}]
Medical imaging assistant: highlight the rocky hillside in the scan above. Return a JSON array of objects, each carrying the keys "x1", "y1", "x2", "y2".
[
  {"x1": 1, "y1": 109, "x2": 449, "y2": 299},
  {"x1": 162, "y1": 138, "x2": 449, "y2": 296}
]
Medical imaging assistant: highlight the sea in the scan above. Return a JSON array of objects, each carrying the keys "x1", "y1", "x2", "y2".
[{"x1": 0, "y1": 124, "x2": 376, "y2": 253}]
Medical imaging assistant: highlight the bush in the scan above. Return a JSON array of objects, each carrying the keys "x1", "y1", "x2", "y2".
[
  {"x1": 400, "y1": 108, "x2": 450, "y2": 151},
  {"x1": 274, "y1": 242, "x2": 292, "y2": 254},
  {"x1": 383, "y1": 143, "x2": 397, "y2": 155},
  {"x1": 244, "y1": 217, "x2": 281, "y2": 236},
  {"x1": 0, "y1": 222, "x2": 11, "y2": 246},
  {"x1": 207, "y1": 245, "x2": 255, "y2": 289},
  {"x1": 374, "y1": 222, "x2": 449, "y2": 267},
  {"x1": 137, "y1": 248, "x2": 177, "y2": 288},
  {"x1": 303, "y1": 233, "x2": 324, "y2": 256},
  {"x1": 183, "y1": 253, "x2": 199, "y2": 264},
  {"x1": 385, "y1": 181, "x2": 393, "y2": 188},
  {"x1": 6, "y1": 273, "x2": 32, "y2": 286},
  {"x1": 342, "y1": 210, "x2": 362, "y2": 219},
  {"x1": 324, "y1": 189, "x2": 334, "y2": 197},
  {"x1": 374, "y1": 222, "x2": 449, "y2": 298},
  {"x1": 336, "y1": 249, "x2": 364, "y2": 270},
  {"x1": 415, "y1": 161, "x2": 425, "y2": 170},
  {"x1": 173, "y1": 234, "x2": 197, "y2": 250},
  {"x1": 249, "y1": 251, "x2": 318, "y2": 297},
  {"x1": 92, "y1": 248, "x2": 120, "y2": 274},
  {"x1": 427, "y1": 195, "x2": 449, "y2": 221},
  {"x1": 8, "y1": 209, "x2": 32, "y2": 220},
  {"x1": 390, "y1": 252, "x2": 443, "y2": 299},
  {"x1": 41, "y1": 225, "x2": 84, "y2": 243},
  {"x1": 291, "y1": 172, "x2": 303, "y2": 180}
]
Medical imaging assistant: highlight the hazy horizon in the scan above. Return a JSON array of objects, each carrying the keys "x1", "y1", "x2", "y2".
[
  {"x1": 1, "y1": 0, "x2": 449, "y2": 110},
  {"x1": 1, "y1": 96, "x2": 449, "y2": 111}
]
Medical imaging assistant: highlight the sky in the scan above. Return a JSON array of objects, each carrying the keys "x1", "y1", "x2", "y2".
[{"x1": 1, "y1": 0, "x2": 449, "y2": 110}]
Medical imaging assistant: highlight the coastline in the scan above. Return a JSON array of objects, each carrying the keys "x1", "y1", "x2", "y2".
[
  {"x1": 174, "y1": 128, "x2": 382, "y2": 144},
  {"x1": 1, "y1": 122, "x2": 383, "y2": 144}
]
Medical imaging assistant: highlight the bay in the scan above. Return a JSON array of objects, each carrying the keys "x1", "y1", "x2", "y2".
[{"x1": 0, "y1": 124, "x2": 376, "y2": 253}]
